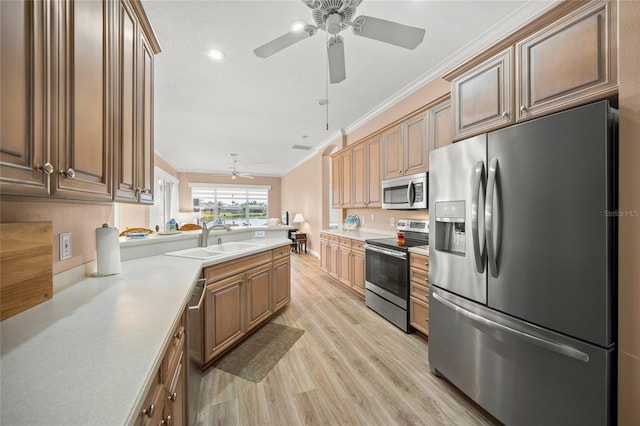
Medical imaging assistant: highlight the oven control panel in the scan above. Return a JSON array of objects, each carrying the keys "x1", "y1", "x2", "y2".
[{"x1": 397, "y1": 218, "x2": 429, "y2": 233}]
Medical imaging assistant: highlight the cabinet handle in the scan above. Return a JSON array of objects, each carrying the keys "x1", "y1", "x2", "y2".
[
  {"x1": 134, "y1": 187, "x2": 141, "y2": 194},
  {"x1": 140, "y1": 403, "x2": 155, "y2": 418},
  {"x1": 35, "y1": 162, "x2": 54, "y2": 175},
  {"x1": 59, "y1": 168, "x2": 76, "y2": 179},
  {"x1": 174, "y1": 328, "x2": 184, "y2": 339},
  {"x1": 160, "y1": 414, "x2": 172, "y2": 425},
  {"x1": 520, "y1": 105, "x2": 527, "y2": 112},
  {"x1": 168, "y1": 391, "x2": 177, "y2": 402},
  {"x1": 501, "y1": 111, "x2": 508, "y2": 118}
]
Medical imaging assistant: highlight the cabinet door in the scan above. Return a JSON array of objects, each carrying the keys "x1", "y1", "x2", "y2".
[
  {"x1": 351, "y1": 250, "x2": 365, "y2": 297},
  {"x1": 452, "y1": 48, "x2": 514, "y2": 140},
  {"x1": 410, "y1": 295, "x2": 429, "y2": 335},
  {"x1": 53, "y1": 0, "x2": 112, "y2": 201},
  {"x1": 273, "y1": 256, "x2": 291, "y2": 311},
  {"x1": 114, "y1": 0, "x2": 138, "y2": 202},
  {"x1": 429, "y1": 100, "x2": 452, "y2": 151},
  {"x1": 328, "y1": 243, "x2": 339, "y2": 279},
  {"x1": 331, "y1": 155, "x2": 341, "y2": 208},
  {"x1": 516, "y1": 1, "x2": 617, "y2": 121},
  {"x1": 352, "y1": 143, "x2": 367, "y2": 207},
  {"x1": 245, "y1": 264, "x2": 272, "y2": 332},
  {"x1": 204, "y1": 274, "x2": 245, "y2": 362},
  {"x1": 340, "y1": 149, "x2": 352, "y2": 207},
  {"x1": 382, "y1": 125, "x2": 403, "y2": 180},
  {"x1": 403, "y1": 113, "x2": 428, "y2": 174},
  {"x1": 0, "y1": 0, "x2": 50, "y2": 197},
  {"x1": 165, "y1": 356, "x2": 186, "y2": 426},
  {"x1": 366, "y1": 135, "x2": 382, "y2": 207},
  {"x1": 320, "y1": 241, "x2": 329, "y2": 272},
  {"x1": 137, "y1": 32, "x2": 154, "y2": 204},
  {"x1": 338, "y1": 247, "x2": 351, "y2": 287}
]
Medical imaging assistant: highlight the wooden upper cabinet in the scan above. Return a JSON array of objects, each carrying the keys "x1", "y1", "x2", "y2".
[
  {"x1": 428, "y1": 99, "x2": 452, "y2": 151},
  {"x1": 340, "y1": 149, "x2": 352, "y2": 208},
  {"x1": 403, "y1": 112, "x2": 428, "y2": 174},
  {"x1": 331, "y1": 155, "x2": 341, "y2": 208},
  {"x1": 382, "y1": 124, "x2": 404, "y2": 180},
  {"x1": 0, "y1": 0, "x2": 49, "y2": 197},
  {"x1": 516, "y1": 0, "x2": 617, "y2": 121},
  {"x1": 352, "y1": 143, "x2": 367, "y2": 208},
  {"x1": 366, "y1": 135, "x2": 382, "y2": 207},
  {"x1": 452, "y1": 48, "x2": 514, "y2": 140},
  {"x1": 115, "y1": 0, "x2": 156, "y2": 204},
  {"x1": 53, "y1": 0, "x2": 113, "y2": 201}
]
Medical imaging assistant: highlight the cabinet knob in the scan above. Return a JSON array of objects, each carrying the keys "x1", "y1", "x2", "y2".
[
  {"x1": 502, "y1": 111, "x2": 508, "y2": 118},
  {"x1": 140, "y1": 403, "x2": 155, "y2": 418},
  {"x1": 168, "y1": 391, "x2": 177, "y2": 402},
  {"x1": 141, "y1": 187, "x2": 151, "y2": 194},
  {"x1": 160, "y1": 414, "x2": 172, "y2": 425},
  {"x1": 174, "y1": 328, "x2": 184, "y2": 339},
  {"x1": 60, "y1": 168, "x2": 76, "y2": 179},
  {"x1": 35, "y1": 162, "x2": 54, "y2": 175},
  {"x1": 520, "y1": 105, "x2": 527, "y2": 112},
  {"x1": 134, "y1": 187, "x2": 141, "y2": 194}
]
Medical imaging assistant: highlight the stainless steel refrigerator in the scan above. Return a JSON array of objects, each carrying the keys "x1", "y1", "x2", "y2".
[{"x1": 428, "y1": 101, "x2": 617, "y2": 425}]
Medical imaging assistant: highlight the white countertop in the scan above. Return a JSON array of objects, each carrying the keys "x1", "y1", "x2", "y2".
[
  {"x1": 409, "y1": 245, "x2": 430, "y2": 256},
  {"x1": 320, "y1": 228, "x2": 395, "y2": 242},
  {"x1": 0, "y1": 237, "x2": 291, "y2": 426}
]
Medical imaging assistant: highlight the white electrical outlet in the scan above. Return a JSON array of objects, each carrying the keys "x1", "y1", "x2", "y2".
[
  {"x1": 390, "y1": 217, "x2": 395, "y2": 226},
  {"x1": 371, "y1": 213, "x2": 375, "y2": 222},
  {"x1": 361, "y1": 216, "x2": 365, "y2": 225},
  {"x1": 254, "y1": 230, "x2": 265, "y2": 238},
  {"x1": 60, "y1": 233, "x2": 72, "y2": 260}
]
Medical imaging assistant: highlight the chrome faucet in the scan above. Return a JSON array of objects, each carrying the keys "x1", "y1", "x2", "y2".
[{"x1": 199, "y1": 221, "x2": 232, "y2": 247}]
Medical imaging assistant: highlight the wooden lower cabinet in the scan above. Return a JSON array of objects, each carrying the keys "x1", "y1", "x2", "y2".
[
  {"x1": 351, "y1": 243, "x2": 366, "y2": 296},
  {"x1": 202, "y1": 247, "x2": 291, "y2": 366},
  {"x1": 328, "y1": 240, "x2": 339, "y2": 279},
  {"x1": 338, "y1": 238, "x2": 351, "y2": 287},
  {"x1": 320, "y1": 234, "x2": 367, "y2": 299},
  {"x1": 245, "y1": 264, "x2": 272, "y2": 332},
  {"x1": 319, "y1": 234, "x2": 330, "y2": 272},
  {"x1": 205, "y1": 273, "x2": 245, "y2": 362},
  {"x1": 136, "y1": 313, "x2": 187, "y2": 426},
  {"x1": 409, "y1": 252, "x2": 430, "y2": 336}
]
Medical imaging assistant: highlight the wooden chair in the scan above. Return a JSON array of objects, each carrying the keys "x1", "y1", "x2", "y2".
[{"x1": 119, "y1": 227, "x2": 154, "y2": 237}]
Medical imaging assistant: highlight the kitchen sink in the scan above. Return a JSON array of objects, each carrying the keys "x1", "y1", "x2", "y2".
[
  {"x1": 165, "y1": 242, "x2": 260, "y2": 259},
  {"x1": 206, "y1": 242, "x2": 259, "y2": 252}
]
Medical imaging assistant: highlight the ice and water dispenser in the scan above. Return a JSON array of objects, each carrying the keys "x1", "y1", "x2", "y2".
[{"x1": 434, "y1": 201, "x2": 466, "y2": 255}]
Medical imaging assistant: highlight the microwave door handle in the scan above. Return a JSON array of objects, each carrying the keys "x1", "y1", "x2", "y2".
[
  {"x1": 407, "y1": 180, "x2": 415, "y2": 207},
  {"x1": 472, "y1": 161, "x2": 486, "y2": 273}
]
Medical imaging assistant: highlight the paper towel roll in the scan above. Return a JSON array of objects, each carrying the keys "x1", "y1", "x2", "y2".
[{"x1": 96, "y1": 225, "x2": 121, "y2": 276}]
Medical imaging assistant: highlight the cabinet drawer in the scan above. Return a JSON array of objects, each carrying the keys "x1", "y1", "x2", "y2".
[
  {"x1": 135, "y1": 372, "x2": 164, "y2": 426},
  {"x1": 338, "y1": 237, "x2": 352, "y2": 248},
  {"x1": 162, "y1": 318, "x2": 185, "y2": 383},
  {"x1": 320, "y1": 232, "x2": 329, "y2": 241},
  {"x1": 410, "y1": 267, "x2": 429, "y2": 286},
  {"x1": 328, "y1": 235, "x2": 339, "y2": 243},
  {"x1": 351, "y1": 240, "x2": 365, "y2": 253},
  {"x1": 204, "y1": 251, "x2": 271, "y2": 283},
  {"x1": 410, "y1": 281, "x2": 429, "y2": 302},
  {"x1": 410, "y1": 295, "x2": 429, "y2": 335},
  {"x1": 410, "y1": 253, "x2": 429, "y2": 272},
  {"x1": 272, "y1": 245, "x2": 290, "y2": 260}
]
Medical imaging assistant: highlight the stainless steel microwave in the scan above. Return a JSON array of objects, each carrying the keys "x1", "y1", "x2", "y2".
[{"x1": 381, "y1": 172, "x2": 428, "y2": 210}]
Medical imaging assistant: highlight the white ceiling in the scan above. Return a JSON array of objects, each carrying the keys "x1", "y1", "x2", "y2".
[{"x1": 143, "y1": 0, "x2": 555, "y2": 177}]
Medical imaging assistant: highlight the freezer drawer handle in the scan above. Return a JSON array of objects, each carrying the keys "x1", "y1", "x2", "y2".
[
  {"x1": 471, "y1": 160, "x2": 486, "y2": 273},
  {"x1": 432, "y1": 291, "x2": 590, "y2": 363},
  {"x1": 485, "y1": 158, "x2": 501, "y2": 278}
]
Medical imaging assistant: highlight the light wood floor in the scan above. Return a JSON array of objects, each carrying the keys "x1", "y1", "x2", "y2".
[{"x1": 196, "y1": 253, "x2": 497, "y2": 426}]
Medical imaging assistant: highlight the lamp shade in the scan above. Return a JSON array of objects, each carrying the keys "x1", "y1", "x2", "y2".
[{"x1": 293, "y1": 213, "x2": 305, "y2": 224}]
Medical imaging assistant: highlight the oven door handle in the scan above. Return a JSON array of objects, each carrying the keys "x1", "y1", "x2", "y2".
[{"x1": 364, "y1": 244, "x2": 407, "y2": 260}]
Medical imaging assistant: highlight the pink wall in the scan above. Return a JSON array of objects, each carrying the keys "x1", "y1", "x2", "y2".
[{"x1": 617, "y1": 0, "x2": 640, "y2": 422}]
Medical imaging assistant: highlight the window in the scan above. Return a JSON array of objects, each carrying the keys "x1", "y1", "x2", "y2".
[
  {"x1": 190, "y1": 183, "x2": 270, "y2": 227},
  {"x1": 150, "y1": 167, "x2": 178, "y2": 230}
]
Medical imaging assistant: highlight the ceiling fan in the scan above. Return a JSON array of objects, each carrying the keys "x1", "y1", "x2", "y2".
[
  {"x1": 213, "y1": 158, "x2": 255, "y2": 180},
  {"x1": 253, "y1": 0, "x2": 426, "y2": 84}
]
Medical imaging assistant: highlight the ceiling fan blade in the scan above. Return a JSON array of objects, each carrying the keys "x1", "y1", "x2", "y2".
[
  {"x1": 253, "y1": 25, "x2": 316, "y2": 58},
  {"x1": 327, "y1": 36, "x2": 346, "y2": 84},
  {"x1": 238, "y1": 174, "x2": 254, "y2": 179},
  {"x1": 351, "y1": 15, "x2": 425, "y2": 50}
]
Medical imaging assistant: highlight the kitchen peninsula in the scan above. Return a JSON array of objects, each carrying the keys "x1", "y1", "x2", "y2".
[{"x1": 0, "y1": 235, "x2": 292, "y2": 425}]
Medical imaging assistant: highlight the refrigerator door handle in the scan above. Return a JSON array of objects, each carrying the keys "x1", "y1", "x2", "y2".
[
  {"x1": 472, "y1": 161, "x2": 486, "y2": 273},
  {"x1": 485, "y1": 158, "x2": 500, "y2": 277},
  {"x1": 432, "y1": 291, "x2": 590, "y2": 363}
]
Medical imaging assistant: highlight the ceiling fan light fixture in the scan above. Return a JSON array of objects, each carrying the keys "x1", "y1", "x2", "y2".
[{"x1": 291, "y1": 20, "x2": 306, "y2": 32}]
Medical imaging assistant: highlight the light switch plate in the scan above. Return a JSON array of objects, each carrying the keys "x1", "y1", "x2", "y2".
[
  {"x1": 390, "y1": 217, "x2": 395, "y2": 226},
  {"x1": 60, "y1": 233, "x2": 72, "y2": 260}
]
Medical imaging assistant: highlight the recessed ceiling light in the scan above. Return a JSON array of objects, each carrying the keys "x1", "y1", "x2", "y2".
[
  {"x1": 291, "y1": 21, "x2": 306, "y2": 32},
  {"x1": 207, "y1": 48, "x2": 226, "y2": 61}
]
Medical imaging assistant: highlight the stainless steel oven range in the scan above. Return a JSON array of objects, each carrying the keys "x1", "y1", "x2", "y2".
[{"x1": 364, "y1": 218, "x2": 429, "y2": 332}]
